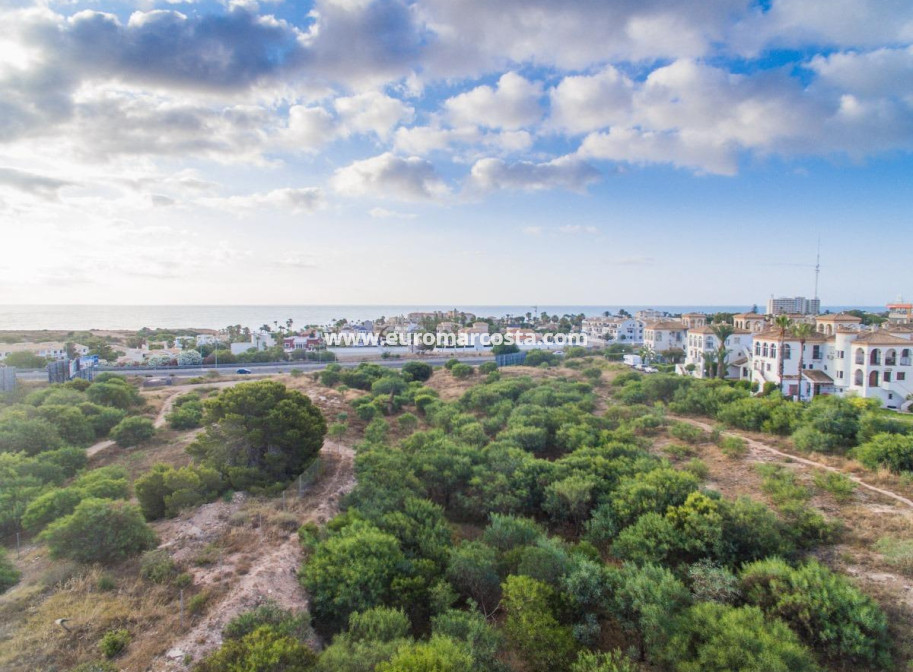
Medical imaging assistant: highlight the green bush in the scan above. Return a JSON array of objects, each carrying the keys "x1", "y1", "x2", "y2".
[
  {"x1": 402, "y1": 361, "x2": 433, "y2": 382},
  {"x1": 478, "y1": 361, "x2": 498, "y2": 374},
  {"x1": 813, "y1": 470, "x2": 857, "y2": 503},
  {"x1": 854, "y1": 433, "x2": 913, "y2": 473},
  {"x1": 196, "y1": 625, "x2": 317, "y2": 672},
  {"x1": 223, "y1": 601, "x2": 314, "y2": 642},
  {"x1": 110, "y1": 416, "x2": 155, "y2": 447},
  {"x1": 21, "y1": 487, "x2": 84, "y2": 533},
  {"x1": 450, "y1": 363, "x2": 474, "y2": 379},
  {"x1": 718, "y1": 435, "x2": 747, "y2": 458},
  {"x1": 0, "y1": 546, "x2": 20, "y2": 594},
  {"x1": 741, "y1": 558, "x2": 890, "y2": 667},
  {"x1": 669, "y1": 422, "x2": 705, "y2": 444},
  {"x1": 139, "y1": 549, "x2": 178, "y2": 583},
  {"x1": 99, "y1": 628, "x2": 131, "y2": 659},
  {"x1": 658, "y1": 603, "x2": 819, "y2": 672},
  {"x1": 40, "y1": 499, "x2": 157, "y2": 564}
]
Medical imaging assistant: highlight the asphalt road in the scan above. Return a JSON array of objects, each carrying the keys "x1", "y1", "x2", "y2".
[{"x1": 13, "y1": 354, "x2": 495, "y2": 382}]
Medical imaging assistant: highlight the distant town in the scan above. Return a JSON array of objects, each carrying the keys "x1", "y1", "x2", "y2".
[{"x1": 2, "y1": 296, "x2": 912, "y2": 410}]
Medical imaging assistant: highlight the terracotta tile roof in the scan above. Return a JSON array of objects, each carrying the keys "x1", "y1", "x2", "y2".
[
  {"x1": 816, "y1": 313, "x2": 863, "y2": 322},
  {"x1": 645, "y1": 321, "x2": 688, "y2": 330},
  {"x1": 802, "y1": 370, "x2": 834, "y2": 384},
  {"x1": 850, "y1": 331, "x2": 913, "y2": 346}
]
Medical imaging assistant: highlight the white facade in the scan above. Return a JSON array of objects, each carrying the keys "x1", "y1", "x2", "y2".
[
  {"x1": 581, "y1": 317, "x2": 644, "y2": 343},
  {"x1": 744, "y1": 326, "x2": 913, "y2": 408},
  {"x1": 643, "y1": 321, "x2": 687, "y2": 359},
  {"x1": 683, "y1": 327, "x2": 752, "y2": 379},
  {"x1": 0, "y1": 342, "x2": 88, "y2": 362},
  {"x1": 767, "y1": 296, "x2": 821, "y2": 315}
]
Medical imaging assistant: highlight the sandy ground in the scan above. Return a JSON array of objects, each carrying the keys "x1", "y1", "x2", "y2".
[{"x1": 151, "y1": 440, "x2": 355, "y2": 670}]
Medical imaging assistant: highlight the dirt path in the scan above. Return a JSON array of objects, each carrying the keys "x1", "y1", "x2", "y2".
[
  {"x1": 678, "y1": 416, "x2": 913, "y2": 510},
  {"x1": 153, "y1": 440, "x2": 355, "y2": 670},
  {"x1": 84, "y1": 380, "x2": 247, "y2": 458}
]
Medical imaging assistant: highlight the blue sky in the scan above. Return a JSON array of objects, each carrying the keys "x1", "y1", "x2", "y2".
[{"x1": 0, "y1": 0, "x2": 910, "y2": 307}]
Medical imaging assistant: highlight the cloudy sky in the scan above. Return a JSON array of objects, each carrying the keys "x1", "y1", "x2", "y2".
[{"x1": 0, "y1": 0, "x2": 911, "y2": 307}]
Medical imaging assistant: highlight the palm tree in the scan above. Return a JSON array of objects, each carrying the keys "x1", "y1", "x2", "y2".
[
  {"x1": 791, "y1": 322, "x2": 814, "y2": 400},
  {"x1": 709, "y1": 322, "x2": 735, "y2": 379},
  {"x1": 773, "y1": 315, "x2": 792, "y2": 394}
]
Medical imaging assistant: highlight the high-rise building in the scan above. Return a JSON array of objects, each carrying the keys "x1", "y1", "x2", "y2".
[{"x1": 766, "y1": 296, "x2": 821, "y2": 315}]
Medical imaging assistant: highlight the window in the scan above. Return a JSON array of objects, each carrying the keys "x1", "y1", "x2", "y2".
[
  {"x1": 755, "y1": 342, "x2": 761, "y2": 356},
  {"x1": 812, "y1": 345, "x2": 821, "y2": 359},
  {"x1": 898, "y1": 372, "x2": 906, "y2": 381},
  {"x1": 763, "y1": 343, "x2": 769, "y2": 357},
  {"x1": 869, "y1": 370, "x2": 880, "y2": 387},
  {"x1": 854, "y1": 369, "x2": 864, "y2": 386},
  {"x1": 837, "y1": 371, "x2": 844, "y2": 379},
  {"x1": 782, "y1": 344, "x2": 791, "y2": 359},
  {"x1": 855, "y1": 348, "x2": 865, "y2": 365},
  {"x1": 870, "y1": 349, "x2": 881, "y2": 365},
  {"x1": 902, "y1": 349, "x2": 911, "y2": 365},
  {"x1": 886, "y1": 350, "x2": 897, "y2": 366},
  {"x1": 884, "y1": 371, "x2": 892, "y2": 382},
  {"x1": 771, "y1": 344, "x2": 777, "y2": 359}
]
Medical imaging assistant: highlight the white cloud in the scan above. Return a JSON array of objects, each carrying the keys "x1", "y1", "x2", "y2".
[
  {"x1": 549, "y1": 66, "x2": 633, "y2": 134},
  {"x1": 334, "y1": 91, "x2": 414, "y2": 138},
  {"x1": 201, "y1": 187, "x2": 325, "y2": 213},
  {"x1": 331, "y1": 152, "x2": 449, "y2": 201},
  {"x1": 283, "y1": 105, "x2": 336, "y2": 151},
  {"x1": 445, "y1": 72, "x2": 543, "y2": 130},
  {"x1": 468, "y1": 156, "x2": 600, "y2": 192},
  {"x1": 558, "y1": 224, "x2": 598, "y2": 235},
  {"x1": 369, "y1": 207, "x2": 417, "y2": 219}
]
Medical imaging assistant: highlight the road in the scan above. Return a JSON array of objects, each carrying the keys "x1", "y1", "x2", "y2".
[{"x1": 14, "y1": 354, "x2": 495, "y2": 382}]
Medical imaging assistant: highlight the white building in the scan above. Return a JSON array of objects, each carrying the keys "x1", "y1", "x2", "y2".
[
  {"x1": 733, "y1": 312, "x2": 768, "y2": 332},
  {"x1": 767, "y1": 296, "x2": 821, "y2": 315},
  {"x1": 643, "y1": 321, "x2": 687, "y2": 359},
  {"x1": 814, "y1": 312, "x2": 863, "y2": 336},
  {"x1": 581, "y1": 317, "x2": 644, "y2": 343},
  {"x1": 683, "y1": 327, "x2": 752, "y2": 379},
  {"x1": 230, "y1": 330, "x2": 275, "y2": 355},
  {"x1": 0, "y1": 342, "x2": 88, "y2": 362}
]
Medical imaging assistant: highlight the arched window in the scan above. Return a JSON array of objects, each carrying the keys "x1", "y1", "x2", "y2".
[
  {"x1": 870, "y1": 349, "x2": 881, "y2": 365},
  {"x1": 763, "y1": 343, "x2": 769, "y2": 357},
  {"x1": 770, "y1": 344, "x2": 777, "y2": 359},
  {"x1": 885, "y1": 349, "x2": 897, "y2": 366},
  {"x1": 855, "y1": 348, "x2": 865, "y2": 364},
  {"x1": 783, "y1": 344, "x2": 791, "y2": 360},
  {"x1": 869, "y1": 370, "x2": 880, "y2": 387},
  {"x1": 854, "y1": 369, "x2": 864, "y2": 386},
  {"x1": 903, "y1": 349, "x2": 911, "y2": 365},
  {"x1": 755, "y1": 342, "x2": 761, "y2": 356},
  {"x1": 826, "y1": 324, "x2": 833, "y2": 335}
]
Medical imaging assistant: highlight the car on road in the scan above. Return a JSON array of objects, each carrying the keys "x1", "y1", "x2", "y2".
[{"x1": 236, "y1": 368, "x2": 252, "y2": 374}]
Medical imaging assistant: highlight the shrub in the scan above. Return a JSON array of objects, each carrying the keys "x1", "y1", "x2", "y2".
[
  {"x1": 875, "y1": 536, "x2": 913, "y2": 574},
  {"x1": 669, "y1": 422, "x2": 705, "y2": 444},
  {"x1": 99, "y1": 629, "x2": 131, "y2": 659},
  {"x1": 40, "y1": 499, "x2": 157, "y2": 564},
  {"x1": 501, "y1": 575, "x2": 578, "y2": 672},
  {"x1": 223, "y1": 601, "x2": 314, "y2": 642},
  {"x1": 110, "y1": 416, "x2": 155, "y2": 447},
  {"x1": 196, "y1": 625, "x2": 317, "y2": 672},
  {"x1": 21, "y1": 487, "x2": 84, "y2": 533},
  {"x1": 328, "y1": 422, "x2": 347, "y2": 439},
  {"x1": 741, "y1": 558, "x2": 890, "y2": 667},
  {"x1": 854, "y1": 433, "x2": 913, "y2": 473},
  {"x1": 397, "y1": 413, "x2": 419, "y2": 433},
  {"x1": 0, "y1": 546, "x2": 20, "y2": 594},
  {"x1": 450, "y1": 363, "x2": 474, "y2": 379},
  {"x1": 139, "y1": 549, "x2": 178, "y2": 583},
  {"x1": 402, "y1": 361, "x2": 433, "y2": 382},
  {"x1": 658, "y1": 603, "x2": 819, "y2": 672},
  {"x1": 478, "y1": 361, "x2": 498, "y2": 375},
  {"x1": 187, "y1": 591, "x2": 210, "y2": 615},
  {"x1": 813, "y1": 471, "x2": 857, "y2": 503},
  {"x1": 718, "y1": 435, "x2": 747, "y2": 458},
  {"x1": 571, "y1": 650, "x2": 641, "y2": 672}
]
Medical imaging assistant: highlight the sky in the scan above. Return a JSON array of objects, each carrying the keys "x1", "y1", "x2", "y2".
[{"x1": 0, "y1": 0, "x2": 911, "y2": 307}]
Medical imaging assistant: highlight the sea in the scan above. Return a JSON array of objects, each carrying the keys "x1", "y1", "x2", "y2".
[{"x1": 0, "y1": 304, "x2": 886, "y2": 332}]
